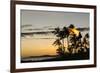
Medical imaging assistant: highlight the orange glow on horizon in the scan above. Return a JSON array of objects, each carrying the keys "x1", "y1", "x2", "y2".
[{"x1": 21, "y1": 38, "x2": 57, "y2": 58}]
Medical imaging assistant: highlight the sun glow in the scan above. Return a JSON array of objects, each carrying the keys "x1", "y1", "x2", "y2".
[{"x1": 69, "y1": 28, "x2": 80, "y2": 36}]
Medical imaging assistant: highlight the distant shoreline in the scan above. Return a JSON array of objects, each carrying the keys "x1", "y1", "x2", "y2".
[{"x1": 21, "y1": 52, "x2": 89, "y2": 63}]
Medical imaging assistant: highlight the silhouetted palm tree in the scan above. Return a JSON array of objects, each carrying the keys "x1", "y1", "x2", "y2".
[
  {"x1": 53, "y1": 39, "x2": 62, "y2": 47},
  {"x1": 69, "y1": 24, "x2": 75, "y2": 29},
  {"x1": 62, "y1": 27, "x2": 70, "y2": 44},
  {"x1": 82, "y1": 33, "x2": 89, "y2": 52},
  {"x1": 54, "y1": 27, "x2": 60, "y2": 38},
  {"x1": 53, "y1": 39, "x2": 63, "y2": 55},
  {"x1": 53, "y1": 26, "x2": 70, "y2": 55},
  {"x1": 67, "y1": 24, "x2": 83, "y2": 54},
  {"x1": 56, "y1": 46, "x2": 65, "y2": 56},
  {"x1": 53, "y1": 39, "x2": 66, "y2": 55},
  {"x1": 53, "y1": 24, "x2": 90, "y2": 59}
]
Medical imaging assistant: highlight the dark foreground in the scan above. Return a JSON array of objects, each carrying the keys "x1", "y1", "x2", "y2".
[{"x1": 21, "y1": 51, "x2": 89, "y2": 63}]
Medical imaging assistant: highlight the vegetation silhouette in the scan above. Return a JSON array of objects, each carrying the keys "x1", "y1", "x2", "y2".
[
  {"x1": 53, "y1": 24, "x2": 89, "y2": 60},
  {"x1": 53, "y1": 26, "x2": 69, "y2": 55}
]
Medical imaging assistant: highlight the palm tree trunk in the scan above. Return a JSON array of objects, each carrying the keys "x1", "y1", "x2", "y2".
[
  {"x1": 62, "y1": 39, "x2": 65, "y2": 53},
  {"x1": 67, "y1": 38, "x2": 69, "y2": 48}
]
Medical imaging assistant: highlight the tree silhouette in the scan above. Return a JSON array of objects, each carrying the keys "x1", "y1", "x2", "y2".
[
  {"x1": 67, "y1": 24, "x2": 83, "y2": 54},
  {"x1": 82, "y1": 33, "x2": 89, "y2": 52},
  {"x1": 53, "y1": 39, "x2": 64, "y2": 55},
  {"x1": 56, "y1": 46, "x2": 65, "y2": 56},
  {"x1": 53, "y1": 27, "x2": 69, "y2": 55},
  {"x1": 53, "y1": 24, "x2": 90, "y2": 60},
  {"x1": 69, "y1": 24, "x2": 75, "y2": 29},
  {"x1": 62, "y1": 27, "x2": 70, "y2": 48}
]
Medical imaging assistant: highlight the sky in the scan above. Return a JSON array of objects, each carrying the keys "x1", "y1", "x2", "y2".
[{"x1": 21, "y1": 10, "x2": 90, "y2": 33}]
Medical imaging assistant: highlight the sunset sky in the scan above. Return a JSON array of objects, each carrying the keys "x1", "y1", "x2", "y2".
[{"x1": 21, "y1": 10, "x2": 89, "y2": 58}]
